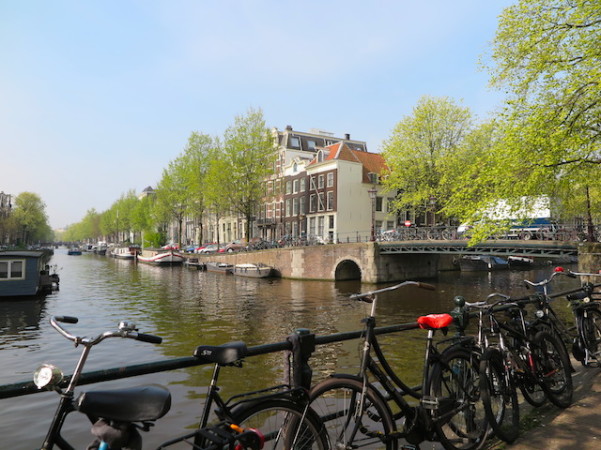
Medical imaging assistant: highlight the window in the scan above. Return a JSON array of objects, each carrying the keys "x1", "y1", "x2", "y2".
[
  {"x1": 290, "y1": 136, "x2": 300, "y2": 147},
  {"x1": 309, "y1": 194, "x2": 316, "y2": 213},
  {"x1": 285, "y1": 199, "x2": 291, "y2": 217},
  {"x1": 376, "y1": 197, "x2": 383, "y2": 212},
  {"x1": 329, "y1": 215, "x2": 335, "y2": 229},
  {"x1": 309, "y1": 217, "x2": 316, "y2": 236},
  {"x1": 327, "y1": 172, "x2": 334, "y2": 187},
  {"x1": 307, "y1": 140, "x2": 316, "y2": 150},
  {"x1": 318, "y1": 174, "x2": 325, "y2": 189},
  {"x1": 300, "y1": 178, "x2": 306, "y2": 192},
  {"x1": 318, "y1": 216, "x2": 325, "y2": 236},
  {"x1": 300, "y1": 197, "x2": 306, "y2": 215},
  {"x1": 293, "y1": 198, "x2": 299, "y2": 216},
  {"x1": 0, "y1": 260, "x2": 24, "y2": 280},
  {"x1": 327, "y1": 191, "x2": 334, "y2": 210},
  {"x1": 293, "y1": 179, "x2": 299, "y2": 193},
  {"x1": 310, "y1": 176, "x2": 317, "y2": 190},
  {"x1": 318, "y1": 193, "x2": 325, "y2": 211},
  {"x1": 286, "y1": 181, "x2": 292, "y2": 195}
]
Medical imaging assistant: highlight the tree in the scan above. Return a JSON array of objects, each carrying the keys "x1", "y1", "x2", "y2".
[
  {"x1": 11, "y1": 192, "x2": 53, "y2": 245},
  {"x1": 221, "y1": 108, "x2": 276, "y2": 240},
  {"x1": 382, "y1": 96, "x2": 472, "y2": 225},
  {"x1": 154, "y1": 157, "x2": 189, "y2": 248},
  {"x1": 179, "y1": 132, "x2": 217, "y2": 245},
  {"x1": 484, "y1": 0, "x2": 601, "y2": 239}
]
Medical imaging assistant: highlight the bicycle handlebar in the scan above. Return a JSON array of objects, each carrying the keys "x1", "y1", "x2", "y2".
[
  {"x1": 49, "y1": 315, "x2": 162, "y2": 346},
  {"x1": 350, "y1": 280, "x2": 436, "y2": 301}
]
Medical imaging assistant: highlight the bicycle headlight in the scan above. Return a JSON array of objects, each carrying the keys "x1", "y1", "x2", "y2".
[
  {"x1": 33, "y1": 364, "x2": 63, "y2": 389},
  {"x1": 535, "y1": 309, "x2": 545, "y2": 319}
]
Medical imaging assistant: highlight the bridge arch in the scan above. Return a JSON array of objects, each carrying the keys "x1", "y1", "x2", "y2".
[{"x1": 334, "y1": 258, "x2": 362, "y2": 281}]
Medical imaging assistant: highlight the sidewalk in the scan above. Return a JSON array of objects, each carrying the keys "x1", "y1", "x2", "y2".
[{"x1": 491, "y1": 363, "x2": 601, "y2": 449}]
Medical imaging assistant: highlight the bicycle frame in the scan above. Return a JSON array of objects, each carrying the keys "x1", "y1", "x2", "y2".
[{"x1": 341, "y1": 282, "x2": 481, "y2": 445}]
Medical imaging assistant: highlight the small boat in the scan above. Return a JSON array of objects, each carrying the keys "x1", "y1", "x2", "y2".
[
  {"x1": 111, "y1": 246, "x2": 140, "y2": 260},
  {"x1": 184, "y1": 258, "x2": 206, "y2": 270},
  {"x1": 67, "y1": 247, "x2": 82, "y2": 255},
  {"x1": 205, "y1": 261, "x2": 234, "y2": 274},
  {"x1": 137, "y1": 250, "x2": 185, "y2": 266},
  {"x1": 233, "y1": 263, "x2": 274, "y2": 278},
  {"x1": 459, "y1": 255, "x2": 509, "y2": 272},
  {"x1": 508, "y1": 255, "x2": 535, "y2": 269},
  {"x1": 0, "y1": 251, "x2": 59, "y2": 298}
]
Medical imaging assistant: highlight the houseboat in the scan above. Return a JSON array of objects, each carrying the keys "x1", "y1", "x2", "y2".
[
  {"x1": 0, "y1": 251, "x2": 59, "y2": 298},
  {"x1": 137, "y1": 249, "x2": 185, "y2": 266},
  {"x1": 110, "y1": 245, "x2": 140, "y2": 260}
]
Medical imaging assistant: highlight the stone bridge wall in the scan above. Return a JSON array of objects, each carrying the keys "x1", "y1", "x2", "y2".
[{"x1": 196, "y1": 243, "x2": 447, "y2": 283}]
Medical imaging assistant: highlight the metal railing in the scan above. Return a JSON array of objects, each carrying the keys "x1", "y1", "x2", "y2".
[{"x1": 0, "y1": 322, "x2": 419, "y2": 400}]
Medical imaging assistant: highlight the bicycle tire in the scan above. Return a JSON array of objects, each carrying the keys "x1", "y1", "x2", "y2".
[
  {"x1": 428, "y1": 347, "x2": 488, "y2": 450},
  {"x1": 479, "y1": 348, "x2": 519, "y2": 443},
  {"x1": 582, "y1": 308, "x2": 601, "y2": 364},
  {"x1": 309, "y1": 377, "x2": 398, "y2": 449},
  {"x1": 231, "y1": 398, "x2": 329, "y2": 449},
  {"x1": 532, "y1": 331, "x2": 573, "y2": 408}
]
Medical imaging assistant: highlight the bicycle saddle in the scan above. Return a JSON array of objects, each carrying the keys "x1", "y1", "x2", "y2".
[
  {"x1": 417, "y1": 313, "x2": 453, "y2": 330},
  {"x1": 76, "y1": 384, "x2": 171, "y2": 422},
  {"x1": 194, "y1": 341, "x2": 248, "y2": 365}
]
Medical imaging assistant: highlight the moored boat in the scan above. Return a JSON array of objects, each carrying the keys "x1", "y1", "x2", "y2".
[
  {"x1": 233, "y1": 263, "x2": 274, "y2": 278},
  {"x1": 184, "y1": 258, "x2": 206, "y2": 270},
  {"x1": 67, "y1": 247, "x2": 82, "y2": 255},
  {"x1": 110, "y1": 246, "x2": 140, "y2": 260},
  {"x1": 205, "y1": 261, "x2": 234, "y2": 274},
  {"x1": 459, "y1": 255, "x2": 509, "y2": 272},
  {"x1": 0, "y1": 251, "x2": 59, "y2": 298},
  {"x1": 137, "y1": 250, "x2": 185, "y2": 266},
  {"x1": 508, "y1": 255, "x2": 535, "y2": 269}
]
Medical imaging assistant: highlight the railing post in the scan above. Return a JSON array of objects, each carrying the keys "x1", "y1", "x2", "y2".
[{"x1": 287, "y1": 328, "x2": 315, "y2": 390}]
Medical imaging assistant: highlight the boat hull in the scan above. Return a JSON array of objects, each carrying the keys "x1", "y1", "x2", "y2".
[
  {"x1": 205, "y1": 262, "x2": 233, "y2": 274},
  {"x1": 233, "y1": 264, "x2": 274, "y2": 278},
  {"x1": 459, "y1": 255, "x2": 509, "y2": 272},
  {"x1": 137, "y1": 251, "x2": 185, "y2": 266}
]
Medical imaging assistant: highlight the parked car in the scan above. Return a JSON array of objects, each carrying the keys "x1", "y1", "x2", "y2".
[
  {"x1": 197, "y1": 243, "x2": 223, "y2": 254},
  {"x1": 223, "y1": 239, "x2": 247, "y2": 253}
]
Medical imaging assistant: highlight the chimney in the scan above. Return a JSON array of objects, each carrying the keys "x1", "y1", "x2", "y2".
[
  {"x1": 286, "y1": 125, "x2": 293, "y2": 131},
  {"x1": 344, "y1": 133, "x2": 350, "y2": 140}
]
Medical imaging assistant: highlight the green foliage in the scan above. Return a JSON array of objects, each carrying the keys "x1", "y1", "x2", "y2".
[
  {"x1": 382, "y1": 96, "x2": 472, "y2": 221},
  {"x1": 221, "y1": 108, "x2": 276, "y2": 239},
  {"x1": 11, "y1": 192, "x2": 53, "y2": 244},
  {"x1": 484, "y1": 0, "x2": 601, "y2": 224}
]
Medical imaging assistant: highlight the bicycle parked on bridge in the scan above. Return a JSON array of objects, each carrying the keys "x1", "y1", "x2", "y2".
[
  {"x1": 35, "y1": 316, "x2": 327, "y2": 449},
  {"x1": 308, "y1": 281, "x2": 489, "y2": 450}
]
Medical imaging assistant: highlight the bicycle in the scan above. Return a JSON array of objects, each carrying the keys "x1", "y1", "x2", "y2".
[
  {"x1": 35, "y1": 316, "x2": 326, "y2": 449},
  {"x1": 523, "y1": 267, "x2": 601, "y2": 367},
  {"x1": 308, "y1": 281, "x2": 489, "y2": 450}
]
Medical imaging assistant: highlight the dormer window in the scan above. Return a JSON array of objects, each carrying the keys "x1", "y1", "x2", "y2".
[
  {"x1": 290, "y1": 137, "x2": 300, "y2": 148},
  {"x1": 368, "y1": 172, "x2": 379, "y2": 184},
  {"x1": 317, "y1": 149, "x2": 325, "y2": 162},
  {"x1": 307, "y1": 140, "x2": 316, "y2": 150}
]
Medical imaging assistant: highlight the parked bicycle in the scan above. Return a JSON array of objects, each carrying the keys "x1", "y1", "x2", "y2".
[
  {"x1": 35, "y1": 316, "x2": 325, "y2": 449},
  {"x1": 523, "y1": 267, "x2": 601, "y2": 367},
  {"x1": 454, "y1": 292, "x2": 572, "y2": 444},
  {"x1": 308, "y1": 281, "x2": 489, "y2": 450}
]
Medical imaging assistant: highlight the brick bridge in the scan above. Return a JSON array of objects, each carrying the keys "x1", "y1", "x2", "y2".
[{"x1": 200, "y1": 240, "x2": 587, "y2": 283}]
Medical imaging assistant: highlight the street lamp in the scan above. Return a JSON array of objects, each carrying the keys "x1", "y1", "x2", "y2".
[{"x1": 368, "y1": 187, "x2": 377, "y2": 242}]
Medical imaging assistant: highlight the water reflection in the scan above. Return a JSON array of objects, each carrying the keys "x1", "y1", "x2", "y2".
[{"x1": 0, "y1": 250, "x2": 581, "y2": 449}]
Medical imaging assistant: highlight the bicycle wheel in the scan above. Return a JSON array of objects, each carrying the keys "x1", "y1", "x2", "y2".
[
  {"x1": 231, "y1": 398, "x2": 329, "y2": 449},
  {"x1": 582, "y1": 308, "x2": 601, "y2": 364},
  {"x1": 479, "y1": 348, "x2": 519, "y2": 443},
  {"x1": 309, "y1": 377, "x2": 397, "y2": 449},
  {"x1": 428, "y1": 347, "x2": 489, "y2": 450},
  {"x1": 532, "y1": 331, "x2": 573, "y2": 408}
]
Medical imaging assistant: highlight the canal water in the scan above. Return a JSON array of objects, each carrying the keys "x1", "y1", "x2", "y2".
[{"x1": 0, "y1": 248, "x2": 581, "y2": 449}]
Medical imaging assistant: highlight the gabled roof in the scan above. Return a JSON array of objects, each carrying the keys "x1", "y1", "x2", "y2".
[{"x1": 309, "y1": 143, "x2": 388, "y2": 183}]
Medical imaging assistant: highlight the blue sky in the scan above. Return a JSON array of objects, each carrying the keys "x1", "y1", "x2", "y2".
[{"x1": 1, "y1": 0, "x2": 513, "y2": 229}]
